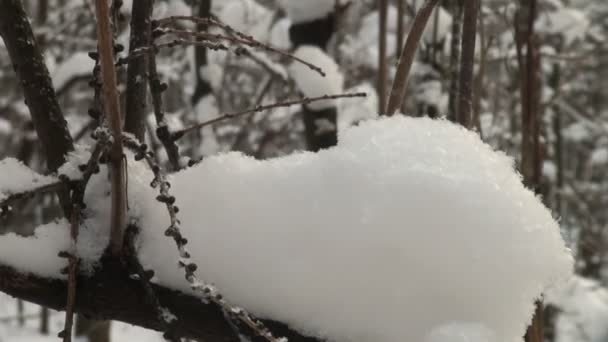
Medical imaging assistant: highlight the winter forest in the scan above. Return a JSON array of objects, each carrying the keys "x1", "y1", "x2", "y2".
[{"x1": 0, "y1": 0, "x2": 605, "y2": 341}]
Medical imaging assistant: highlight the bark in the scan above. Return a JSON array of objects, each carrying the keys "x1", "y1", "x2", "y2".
[
  {"x1": 456, "y1": 0, "x2": 479, "y2": 129},
  {"x1": 378, "y1": 0, "x2": 388, "y2": 112},
  {"x1": 447, "y1": 0, "x2": 463, "y2": 122},
  {"x1": 191, "y1": 0, "x2": 213, "y2": 105},
  {"x1": 0, "y1": 0, "x2": 74, "y2": 172},
  {"x1": 385, "y1": 0, "x2": 440, "y2": 115},
  {"x1": 94, "y1": 0, "x2": 128, "y2": 256},
  {"x1": 515, "y1": 1, "x2": 545, "y2": 341},
  {"x1": 0, "y1": 258, "x2": 321, "y2": 342},
  {"x1": 124, "y1": 0, "x2": 154, "y2": 141}
]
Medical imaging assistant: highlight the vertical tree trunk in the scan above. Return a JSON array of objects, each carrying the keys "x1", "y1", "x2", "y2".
[
  {"x1": 515, "y1": 1, "x2": 544, "y2": 341},
  {"x1": 378, "y1": 0, "x2": 388, "y2": 112},
  {"x1": 447, "y1": 0, "x2": 463, "y2": 122},
  {"x1": 124, "y1": 0, "x2": 154, "y2": 141},
  {"x1": 456, "y1": 0, "x2": 478, "y2": 129}
]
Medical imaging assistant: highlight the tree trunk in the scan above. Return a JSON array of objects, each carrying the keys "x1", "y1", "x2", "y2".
[{"x1": 124, "y1": 0, "x2": 154, "y2": 141}]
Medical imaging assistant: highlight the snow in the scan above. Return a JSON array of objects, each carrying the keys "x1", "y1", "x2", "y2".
[
  {"x1": 424, "y1": 322, "x2": 497, "y2": 342},
  {"x1": 546, "y1": 276, "x2": 608, "y2": 342},
  {"x1": 337, "y1": 83, "x2": 379, "y2": 131},
  {"x1": 217, "y1": 0, "x2": 274, "y2": 40},
  {"x1": 0, "y1": 117, "x2": 11, "y2": 136},
  {"x1": 0, "y1": 116, "x2": 572, "y2": 342},
  {"x1": 278, "y1": 0, "x2": 335, "y2": 24},
  {"x1": 51, "y1": 52, "x2": 94, "y2": 91},
  {"x1": 537, "y1": 8, "x2": 589, "y2": 45},
  {"x1": 0, "y1": 158, "x2": 57, "y2": 202},
  {"x1": 590, "y1": 148, "x2": 608, "y2": 166},
  {"x1": 0, "y1": 220, "x2": 69, "y2": 278},
  {"x1": 288, "y1": 46, "x2": 344, "y2": 111},
  {"x1": 133, "y1": 116, "x2": 571, "y2": 341}
]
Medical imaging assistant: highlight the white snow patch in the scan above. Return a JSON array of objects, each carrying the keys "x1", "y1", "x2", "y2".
[
  {"x1": 537, "y1": 8, "x2": 589, "y2": 45},
  {"x1": 288, "y1": 46, "x2": 343, "y2": 110},
  {"x1": 0, "y1": 220, "x2": 69, "y2": 278},
  {"x1": 51, "y1": 52, "x2": 93, "y2": 92},
  {"x1": 0, "y1": 158, "x2": 57, "y2": 202},
  {"x1": 590, "y1": 148, "x2": 608, "y2": 165}
]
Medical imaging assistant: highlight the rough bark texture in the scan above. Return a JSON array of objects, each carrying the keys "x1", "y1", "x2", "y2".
[
  {"x1": 289, "y1": 11, "x2": 338, "y2": 151},
  {"x1": 124, "y1": 0, "x2": 154, "y2": 141},
  {"x1": 385, "y1": 0, "x2": 440, "y2": 115},
  {"x1": 456, "y1": 0, "x2": 478, "y2": 129},
  {"x1": 378, "y1": 0, "x2": 388, "y2": 112},
  {"x1": 191, "y1": 0, "x2": 213, "y2": 105},
  {"x1": 0, "y1": 258, "x2": 321, "y2": 342},
  {"x1": 447, "y1": 0, "x2": 463, "y2": 122},
  {"x1": 516, "y1": 1, "x2": 545, "y2": 341},
  {"x1": 0, "y1": 0, "x2": 74, "y2": 172}
]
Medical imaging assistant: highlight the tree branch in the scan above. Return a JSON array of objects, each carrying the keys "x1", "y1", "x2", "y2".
[
  {"x1": 0, "y1": 0, "x2": 74, "y2": 172},
  {"x1": 124, "y1": 0, "x2": 154, "y2": 141},
  {"x1": 0, "y1": 259, "x2": 322, "y2": 342},
  {"x1": 385, "y1": 0, "x2": 440, "y2": 115}
]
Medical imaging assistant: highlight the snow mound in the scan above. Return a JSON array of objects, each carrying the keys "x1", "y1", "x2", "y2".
[
  {"x1": 0, "y1": 158, "x2": 57, "y2": 202},
  {"x1": 288, "y1": 46, "x2": 343, "y2": 110},
  {"x1": 279, "y1": 0, "x2": 335, "y2": 24},
  {"x1": 134, "y1": 116, "x2": 572, "y2": 342},
  {"x1": 0, "y1": 116, "x2": 572, "y2": 342}
]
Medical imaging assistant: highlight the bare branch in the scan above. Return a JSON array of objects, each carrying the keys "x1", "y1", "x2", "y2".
[
  {"x1": 171, "y1": 93, "x2": 367, "y2": 141},
  {"x1": 156, "y1": 16, "x2": 326, "y2": 76},
  {"x1": 385, "y1": 0, "x2": 440, "y2": 115}
]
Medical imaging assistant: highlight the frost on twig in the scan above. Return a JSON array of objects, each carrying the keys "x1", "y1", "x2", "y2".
[{"x1": 123, "y1": 136, "x2": 287, "y2": 342}]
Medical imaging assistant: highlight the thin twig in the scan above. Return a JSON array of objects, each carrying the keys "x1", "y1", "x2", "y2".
[
  {"x1": 172, "y1": 92, "x2": 367, "y2": 141},
  {"x1": 385, "y1": 0, "x2": 440, "y2": 115},
  {"x1": 156, "y1": 16, "x2": 325, "y2": 76}
]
